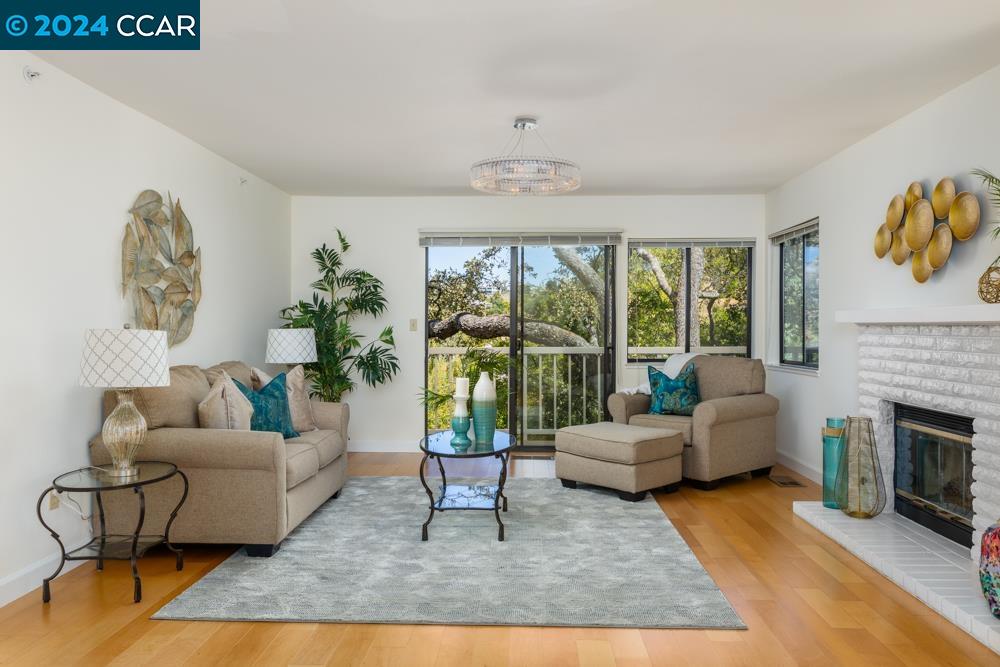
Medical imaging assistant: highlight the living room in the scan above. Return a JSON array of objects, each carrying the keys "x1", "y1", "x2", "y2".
[{"x1": 3, "y1": 2, "x2": 1000, "y2": 664}]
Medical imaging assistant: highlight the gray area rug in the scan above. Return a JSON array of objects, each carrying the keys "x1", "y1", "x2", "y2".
[{"x1": 154, "y1": 476, "x2": 744, "y2": 628}]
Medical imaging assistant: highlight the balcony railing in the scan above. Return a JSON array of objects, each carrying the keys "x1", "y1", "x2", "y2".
[{"x1": 427, "y1": 346, "x2": 605, "y2": 440}]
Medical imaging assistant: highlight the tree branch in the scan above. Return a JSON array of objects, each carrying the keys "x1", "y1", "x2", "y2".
[
  {"x1": 428, "y1": 312, "x2": 590, "y2": 347},
  {"x1": 635, "y1": 248, "x2": 673, "y2": 297},
  {"x1": 552, "y1": 247, "x2": 604, "y2": 303}
]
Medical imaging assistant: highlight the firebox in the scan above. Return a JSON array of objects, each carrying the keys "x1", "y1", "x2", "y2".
[{"x1": 893, "y1": 403, "x2": 974, "y2": 548}]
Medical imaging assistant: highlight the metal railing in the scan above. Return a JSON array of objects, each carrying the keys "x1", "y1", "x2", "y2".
[{"x1": 427, "y1": 346, "x2": 605, "y2": 438}]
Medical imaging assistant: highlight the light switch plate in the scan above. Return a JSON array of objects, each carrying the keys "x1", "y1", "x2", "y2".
[{"x1": 409, "y1": 318, "x2": 418, "y2": 332}]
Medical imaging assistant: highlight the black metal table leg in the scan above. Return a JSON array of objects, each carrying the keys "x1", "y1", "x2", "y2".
[
  {"x1": 495, "y1": 453, "x2": 508, "y2": 541},
  {"x1": 131, "y1": 486, "x2": 147, "y2": 603},
  {"x1": 164, "y1": 470, "x2": 188, "y2": 571},
  {"x1": 418, "y1": 454, "x2": 435, "y2": 541},
  {"x1": 95, "y1": 490, "x2": 105, "y2": 571},
  {"x1": 36, "y1": 487, "x2": 64, "y2": 603},
  {"x1": 435, "y1": 454, "x2": 447, "y2": 495}
]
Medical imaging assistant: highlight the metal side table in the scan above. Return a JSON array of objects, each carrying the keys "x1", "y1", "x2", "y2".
[
  {"x1": 36, "y1": 461, "x2": 188, "y2": 603},
  {"x1": 418, "y1": 430, "x2": 516, "y2": 542}
]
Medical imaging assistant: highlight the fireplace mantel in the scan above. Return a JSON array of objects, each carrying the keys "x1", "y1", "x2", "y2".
[{"x1": 836, "y1": 304, "x2": 1000, "y2": 325}]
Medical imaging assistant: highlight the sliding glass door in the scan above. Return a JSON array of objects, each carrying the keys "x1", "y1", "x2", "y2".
[{"x1": 425, "y1": 241, "x2": 615, "y2": 449}]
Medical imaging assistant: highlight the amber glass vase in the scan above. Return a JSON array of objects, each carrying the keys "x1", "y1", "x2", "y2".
[{"x1": 834, "y1": 416, "x2": 886, "y2": 518}]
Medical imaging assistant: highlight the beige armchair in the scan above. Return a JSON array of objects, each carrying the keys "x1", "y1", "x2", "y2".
[{"x1": 608, "y1": 356, "x2": 778, "y2": 489}]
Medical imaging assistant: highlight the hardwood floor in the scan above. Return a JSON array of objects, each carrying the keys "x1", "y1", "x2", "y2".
[{"x1": 1, "y1": 453, "x2": 996, "y2": 666}]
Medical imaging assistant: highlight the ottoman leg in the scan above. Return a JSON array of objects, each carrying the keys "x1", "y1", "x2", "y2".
[
  {"x1": 661, "y1": 482, "x2": 680, "y2": 494},
  {"x1": 560, "y1": 479, "x2": 578, "y2": 489},
  {"x1": 751, "y1": 466, "x2": 773, "y2": 478},
  {"x1": 618, "y1": 490, "x2": 646, "y2": 502}
]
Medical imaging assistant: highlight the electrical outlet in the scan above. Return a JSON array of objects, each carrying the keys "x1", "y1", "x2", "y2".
[
  {"x1": 409, "y1": 318, "x2": 418, "y2": 332},
  {"x1": 48, "y1": 492, "x2": 60, "y2": 510}
]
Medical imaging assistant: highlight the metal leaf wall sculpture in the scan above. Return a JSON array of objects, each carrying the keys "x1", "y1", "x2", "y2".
[{"x1": 121, "y1": 189, "x2": 202, "y2": 346}]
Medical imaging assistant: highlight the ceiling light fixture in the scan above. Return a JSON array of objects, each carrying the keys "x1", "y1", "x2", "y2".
[{"x1": 471, "y1": 117, "x2": 580, "y2": 195}]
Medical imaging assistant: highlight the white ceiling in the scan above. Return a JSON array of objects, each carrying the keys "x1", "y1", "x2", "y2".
[{"x1": 40, "y1": 1, "x2": 1000, "y2": 196}]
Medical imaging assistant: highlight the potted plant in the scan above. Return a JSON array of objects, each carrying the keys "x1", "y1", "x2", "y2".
[{"x1": 281, "y1": 231, "x2": 399, "y2": 401}]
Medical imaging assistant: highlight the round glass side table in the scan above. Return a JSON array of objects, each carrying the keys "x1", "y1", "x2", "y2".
[
  {"x1": 36, "y1": 461, "x2": 188, "y2": 603},
  {"x1": 418, "y1": 430, "x2": 516, "y2": 542}
]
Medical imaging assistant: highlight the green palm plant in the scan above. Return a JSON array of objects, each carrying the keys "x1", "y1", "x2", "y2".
[
  {"x1": 281, "y1": 231, "x2": 399, "y2": 402},
  {"x1": 972, "y1": 168, "x2": 1000, "y2": 242}
]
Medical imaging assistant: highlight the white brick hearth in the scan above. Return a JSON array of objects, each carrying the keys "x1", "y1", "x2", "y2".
[{"x1": 854, "y1": 322, "x2": 1000, "y2": 559}]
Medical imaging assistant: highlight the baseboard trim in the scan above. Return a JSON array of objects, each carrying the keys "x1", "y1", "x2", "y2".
[
  {"x1": 0, "y1": 539, "x2": 90, "y2": 608},
  {"x1": 347, "y1": 440, "x2": 416, "y2": 453},
  {"x1": 776, "y1": 451, "x2": 822, "y2": 484}
]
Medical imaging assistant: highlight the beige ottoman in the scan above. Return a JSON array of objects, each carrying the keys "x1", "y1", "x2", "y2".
[{"x1": 554, "y1": 422, "x2": 684, "y2": 501}]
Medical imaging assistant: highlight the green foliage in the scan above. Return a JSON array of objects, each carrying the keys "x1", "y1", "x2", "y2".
[
  {"x1": 281, "y1": 232, "x2": 399, "y2": 402},
  {"x1": 423, "y1": 348, "x2": 510, "y2": 429},
  {"x1": 972, "y1": 168, "x2": 1000, "y2": 242}
]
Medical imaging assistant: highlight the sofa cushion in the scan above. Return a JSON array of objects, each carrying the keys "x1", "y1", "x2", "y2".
[
  {"x1": 285, "y1": 442, "x2": 319, "y2": 490},
  {"x1": 286, "y1": 429, "x2": 345, "y2": 468},
  {"x1": 555, "y1": 422, "x2": 683, "y2": 464},
  {"x1": 628, "y1": 413, "x2": 693, "y2": 444},
  {"x1": 197, "y1": 371, "x2": 253, "y2": 430},
  {"x1": 693, "y1": 356, "x2": 765, "y2": 401},
  {"x1": 648, "y1": 363, "x2": 700, "y2": 416},
  {"x1": 204, "y1": 361, "x2": 254, "y2": 389},
  {"x1": 234, "y1": 374, "x2": 299, "y2": 439},
  {"x1": 104, "y1": 365, "x2": 210, "y2": 429}
]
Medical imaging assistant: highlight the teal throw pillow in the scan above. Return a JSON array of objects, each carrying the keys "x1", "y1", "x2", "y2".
[
  {"x1": 233, "y1": 374, "x2": 299, "y2": 439},
  {"x1": 648, "y1": 363, "x2": 700, "y2": 416}
]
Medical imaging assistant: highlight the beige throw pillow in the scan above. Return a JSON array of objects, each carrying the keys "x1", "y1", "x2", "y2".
[
  {"x1": 198, "y1": 371, "x2": 253, "y2": 430},
  {"x1": 251, "y1": 365, "x2": 317, "y2": 433}
]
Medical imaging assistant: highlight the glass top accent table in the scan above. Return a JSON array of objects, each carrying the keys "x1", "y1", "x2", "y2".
[
  {"x1": 36, "y1": 461, "x2": 188, "y2": 603},
  {"x1": 418, "y1": 430, "x2": 516, "y2": 541}
]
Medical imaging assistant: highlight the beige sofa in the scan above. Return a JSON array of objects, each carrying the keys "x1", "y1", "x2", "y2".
[
  {"x1": 608, "y1": 356, "x2": 778, "y2": 489},
  {"x1": 88, "y1": 361, "x2": 348, "y2": 556}
]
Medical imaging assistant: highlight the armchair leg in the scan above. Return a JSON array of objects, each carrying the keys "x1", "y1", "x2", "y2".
[
  {"x1": 560, "y1": 479, "x2": 577, "y2": 489},
  {"x1": 245, "y1": 543, "x2": 280, "y2": 557},
  {"x1": 661, "y1": 482, "x2": 680, "y2": 494},
  {"x1": 750, "y1": 466, "x2": 773, "y2": 478},
  {"x1": 618, "y1": 490, "x2": 646, "y2": 502},
  {"x1": 687, "y1": 478, "x2": 721, "y2": 491}
]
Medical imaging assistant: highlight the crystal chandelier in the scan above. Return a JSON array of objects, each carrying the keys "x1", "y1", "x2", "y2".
[{"x1": 471, "y1": 117, "x2": 581, "y2": 195}]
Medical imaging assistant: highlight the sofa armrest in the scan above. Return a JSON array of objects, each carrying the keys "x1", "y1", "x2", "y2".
[
  {"x1": 608, "y1": 393, "x2": 651, "y2": 424},
  {"x1": 693, "y1": 393, "x2": 779, "y2": 428},
  {"x1": 89, "y1": 427, "x2": 285, "y2": 471},
  {"x1": 311, "y1": 400, "x2": 349, "y2": 441}
]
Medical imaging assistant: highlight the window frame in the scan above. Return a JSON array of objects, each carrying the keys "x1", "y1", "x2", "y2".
[
  {"x1": 626, "y1": 241, "x2": 754, "y2": 364},
  {"x1": 776, "y1": 223, "x2": 819, "y2": 369}
]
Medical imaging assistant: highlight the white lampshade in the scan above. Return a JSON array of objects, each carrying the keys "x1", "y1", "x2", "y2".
[
  {"x1": 79, "y1": 328, "x2": 170, "y2": 388},
  {"x1": 266, "y1": 328, "x2": 318, "y2": 364}
]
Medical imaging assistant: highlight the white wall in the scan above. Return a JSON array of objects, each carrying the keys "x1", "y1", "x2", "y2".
[
  {"x1": 764, "y1": 63, "x2": 1000, "y2": 481},
  {"x1": 0, "y1": 53, "x2": 291, "y2": 605},
  {"x1": 292, "y1": 195, "x2": 765, "y2": 450}
]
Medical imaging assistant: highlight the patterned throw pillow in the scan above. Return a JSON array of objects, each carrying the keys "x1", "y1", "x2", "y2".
[
  {"x1": 233, "y1": 374, "x2": 299, "y2": 439},
  {"x1": 980, "y1": 522, "x2": 1000, "y2": 619},
  {"x1": 648, "y1": 363, "x2": 700, "y2": 416}
]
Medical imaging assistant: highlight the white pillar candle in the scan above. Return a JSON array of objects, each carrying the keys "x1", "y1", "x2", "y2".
[{"x1": 455, "y1": 377, "x2": 470, "y2": 397}]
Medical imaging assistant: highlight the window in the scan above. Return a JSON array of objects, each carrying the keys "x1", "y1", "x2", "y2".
[
  {"x1": 627, "y1": 240, "x2": 753, "y2": 362},
  {"x1": 775, "y1": 220, "x2": 819, "y2": 368}
]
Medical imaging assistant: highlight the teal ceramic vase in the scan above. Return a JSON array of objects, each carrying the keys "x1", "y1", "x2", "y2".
[
  {"x1": 450, "y1": 381, "x2": 472, "y2": 451},
  {"x1": 472, "y1": 371, "x2": 497, "y2": 445}
]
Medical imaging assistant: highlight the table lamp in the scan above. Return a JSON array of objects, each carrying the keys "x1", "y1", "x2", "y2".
[
  {"x1": 79, "y1": 327, "x2": 169, "y2": 478},
  {"x1": 265, "y1": 328, "x2": 318, "y2": 365}
]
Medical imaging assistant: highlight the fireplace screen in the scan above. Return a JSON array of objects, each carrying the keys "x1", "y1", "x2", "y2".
[{"x1": 894, "y1": 404, "x2": 973, "y2": 545}]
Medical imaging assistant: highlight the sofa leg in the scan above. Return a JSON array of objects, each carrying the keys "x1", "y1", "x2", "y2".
[
  {"x1": 750, "y1": 466, "x2": 773, "y2": 478},
  {"x1": 661, "y1": 482, "x2": 681, "y2": 494},
  {"x1": 618, "y1": 490, "x2": 646, "y2": 502},
  {"x1": 560, "y1": 479, "x2": 577, "y2": 489},
  {"x1": 245, "y1": 543, "x2": 280, "y2": 557},
  {"x1": 688, "y1": 479, "x2": 720, "y2": 491},
  {"x1": 331, "y1": 489, "x2": 341, "y2": 500}
]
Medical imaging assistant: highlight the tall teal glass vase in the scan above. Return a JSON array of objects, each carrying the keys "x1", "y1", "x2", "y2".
[
  {"x1": 822, "y1": 421, "x2": 844, "y2": 509},
  {"x1": 472, "y1": 371, "x2": 496, "y2": 445}
]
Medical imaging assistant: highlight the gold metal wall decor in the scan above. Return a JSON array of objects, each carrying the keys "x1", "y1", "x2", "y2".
[
  {"x1": 121, "y1": 190, "x2": 202, "y2": 346},
  {"x1": 833, "y1": 416, "x2": 886, "y2": 519},
  {"x1": 874, "y1": 176, "x2": 981, "y2": 283}
]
